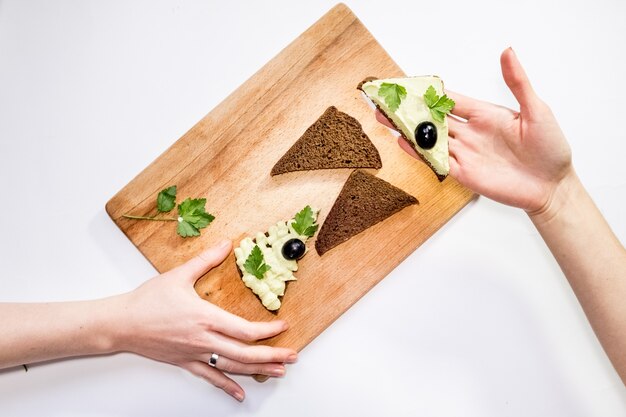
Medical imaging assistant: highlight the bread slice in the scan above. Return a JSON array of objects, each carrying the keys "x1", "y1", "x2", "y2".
[
  {"x1": 358, "y1": 76, "x2": 450, "y2": 181},
  {"x1": 234, "y1": 206, "x2": 319, "y2": 311},
  {"x1": 315, "y1": 170, "x2": 418, "y2": 256},
  {"x1": 271, "y1": 106, "x2": 382, "y2": 176}
]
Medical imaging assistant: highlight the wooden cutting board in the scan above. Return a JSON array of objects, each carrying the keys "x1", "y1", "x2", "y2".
[{"x1": 106, "y1": 3, "x2": 474, "y2": 353}]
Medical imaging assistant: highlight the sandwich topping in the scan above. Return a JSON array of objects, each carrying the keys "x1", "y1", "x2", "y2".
[
  {"x1": 359, "y1": 76, "x2": 454, "y2": 180},
  {"x1": 234, "y1": 206, "x2": 319, "y2": 311}
]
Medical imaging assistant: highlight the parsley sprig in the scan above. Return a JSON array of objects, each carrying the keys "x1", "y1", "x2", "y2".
[
  {"x1": 176, "y1": 198, "x2": 215, "y2": 237},
  {"x1": 423, "y1": 85, "x2": 455, "y2": 123},
  {"x1": 123, "y1": 186, "x2": 215, "y2": 238},
  {"x1": 378, "y1": 83, "x2": 407, "y2": 112},
  {"x1": 244, "y1": 245, "x2": 271, "y2": 279},
  {"x1": 291, "y1": 205, "x2": 318, "y2": 237}
]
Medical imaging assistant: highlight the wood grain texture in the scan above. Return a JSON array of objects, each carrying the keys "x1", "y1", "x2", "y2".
[{"x1": 106, "y1": 3, "x2": 474, "y2": 352}]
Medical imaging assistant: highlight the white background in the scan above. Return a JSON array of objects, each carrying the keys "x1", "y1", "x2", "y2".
[{"x1": 1, "y1": 0, "x2": 625, "y2": 416}]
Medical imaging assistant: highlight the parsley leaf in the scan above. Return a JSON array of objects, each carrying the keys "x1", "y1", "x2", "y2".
[
  {"x1": 291, "y1": 205, "x2": 318, "y2": 237},
  {"x1": 244, "y1": 245, "x2": 271, "y2": 279},
  {"x1": 423, "y1": 85, "x2": 455, "y2": 123},
  {"x1": 157, "y1": 186, "x2": 177, "y2": 212},
  {"x1": 378, "y1": 83, "x2": 407, "y2": 112},
  {"x1": 423, "y1": 85, "x2": 439, "y2": 108},
  {"x1": 176, "y1": 198, "x2": 215, "y2": 237}
]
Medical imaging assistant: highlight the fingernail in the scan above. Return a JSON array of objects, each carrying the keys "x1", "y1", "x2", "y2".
[
  {"x1": 271, "y1": 366, "x2": 285, "y2": 377},
  {"x1": 218, "y1": 239, "x2": 231, "y2": 249},
  {"x1": 287, "y1": 354, "x2": 298, "y2": 363},
  {"x1": 233, "y1": 391, "x2": 244, "y2": 402}
]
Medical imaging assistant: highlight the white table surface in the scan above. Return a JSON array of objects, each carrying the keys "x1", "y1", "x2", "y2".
[{"x1": 1, "y1": 1, "x2": 625, "y2": 416}]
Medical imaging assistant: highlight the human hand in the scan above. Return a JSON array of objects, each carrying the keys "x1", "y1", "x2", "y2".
[
  {"x1": 378, "y1": 48, "x2": 573, "y2": 214},
  {"x1": 111, "y1": 239, "x2": 296, "y2": 402}
]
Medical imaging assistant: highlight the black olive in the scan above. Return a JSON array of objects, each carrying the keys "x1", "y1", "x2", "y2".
[
  {"x1": 415, "y1": 121, "x2": 437, "y2": 150},
  {"x1": 281, "y1": 238, "x2": 306, "y2": 260}
]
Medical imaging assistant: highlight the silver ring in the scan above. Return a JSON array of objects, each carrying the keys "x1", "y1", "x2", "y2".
[{"x1": 209, "y1": 353, "x2": 219, "y2": 368}]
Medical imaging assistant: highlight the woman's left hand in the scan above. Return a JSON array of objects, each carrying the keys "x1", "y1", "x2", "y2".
[{"x1": 111, "y1": 239, "x2": 296, "y2": 402}]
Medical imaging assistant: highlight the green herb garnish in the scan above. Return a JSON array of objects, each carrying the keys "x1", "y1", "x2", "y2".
[
  {"x1": 175, "y1": 198, "x2": 215, "y2": 237},
  {"x1": 378, "y1": 83, "x2": 407, "y2": 112},
  {"x1": 157, "y1": 185, "x2": 177, "y2": 212},
  {"x1": 291, "y1": 205, "x2": 318, "y2": 237},
  {"x1": 423, "y1": 85, "x2": 455, "y2": 123},
  {"x1": 244, "y1": 245, "x2": 271, "y2": 279},
  {"x1": 123, "y1": 186, "x2": 215, "y2": 238}
]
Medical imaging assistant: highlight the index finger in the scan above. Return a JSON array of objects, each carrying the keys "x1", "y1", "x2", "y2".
[
  {"x1": 446, "y1": 90, "x2": 483, "y2": 120},
  {"x1": 375, "y1": 91, "x2": 479, "y2": 122}
]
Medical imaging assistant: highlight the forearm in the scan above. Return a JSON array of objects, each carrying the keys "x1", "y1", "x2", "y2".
[
  {"x1": 0, "y1": 296, "x2": 125, "y2": 369},
  {"x1": 529, "y1": 170, "x2": 626, "y2": 381}
]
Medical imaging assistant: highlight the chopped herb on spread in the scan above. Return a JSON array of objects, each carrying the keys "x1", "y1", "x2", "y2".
[
  {"x1": 244, "y1": 245, "x2": 271, "y2": 279},
  {"x1": 378, "y1": 83, "x2": 407, "y2": 112},
  {"x1": 423, "y1": 85, "x2": 455, "y2": 123}
]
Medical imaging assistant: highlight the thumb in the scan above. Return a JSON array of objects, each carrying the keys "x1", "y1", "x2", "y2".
[
  {"x1": 170, "y1": 239, "x2": 232, "y2": 284},
  {"x1": 500, "y1": 47, "x2": 539, "y2": 112}
]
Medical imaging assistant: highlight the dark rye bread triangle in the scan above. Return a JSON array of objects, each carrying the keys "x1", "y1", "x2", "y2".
[
  {"x1": 315, "y1": 170, "x2": 418, "y2": 256},
  {"x1": 270, "y1": 106, "x2": 382, "y2": 176}
]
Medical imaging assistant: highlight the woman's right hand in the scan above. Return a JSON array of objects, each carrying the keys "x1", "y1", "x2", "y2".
[
  {"x1": 446, "y1": 47, "x2": 573, "y2": 215},
  {"x1": 380, "y1": 47, "x2": 574, "y2": 215},
  {"x1": 109, "y1": 239, "x2": 296, "y2": 402}
]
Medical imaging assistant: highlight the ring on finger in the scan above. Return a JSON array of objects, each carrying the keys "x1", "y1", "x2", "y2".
[{"x1": 208, "y1": 352, "x2": 219, "y2": 368}]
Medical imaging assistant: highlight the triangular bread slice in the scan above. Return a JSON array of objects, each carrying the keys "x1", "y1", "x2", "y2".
[
  {"x1": 315, "y1": 170, "x2": 418, "y2": 256},
  {"x1": 234, "y1": 207, "x2": 319, "y2": 311},
  {"x1": 271, "y1": 106, "x2": 382, "y2": 176},
  {"x1": 358, "y1": 76, "x2": 449, "y2": 181}
]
